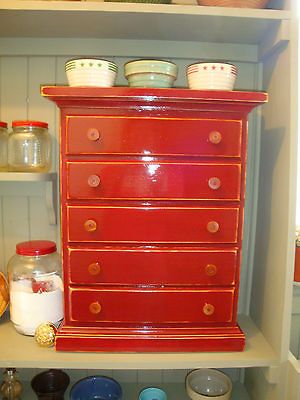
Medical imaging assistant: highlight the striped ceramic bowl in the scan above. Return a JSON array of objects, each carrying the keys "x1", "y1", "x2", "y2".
[
  {"x1": 65, "y1": 58, "x2": 118, "y2": 87},
  {"x1": 186, "y1": 62, "x2": 237, "y2": 91},
  {"x1": 196, "y1": 0, "x2": 270, "y2": 8},
  {"x1": 124, "y1": 59, "x2": 178, "y2": 88}
]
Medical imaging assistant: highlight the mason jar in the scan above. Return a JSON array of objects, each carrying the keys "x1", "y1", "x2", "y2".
[
  {"x1": 7, "y1": 240, "x2": 63, "y2": 336},
  {"x1": 8, "y1": 120, "x2": 51, "y2": 172},
  {"x1": 0, "y1": 121, "x2": 8, "y2": 171}
]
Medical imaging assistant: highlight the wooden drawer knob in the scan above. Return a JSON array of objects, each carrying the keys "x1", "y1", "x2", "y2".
[
  {"x1": 207, "y1": 221, "x2": 219, "y2": 233},
  {"x1": 203, "y1": 303, "x2": 215, "y2": 316},
  {"x1": 208, "y1": 177, "x2": 221, "y2": 190},
  {"x1": 209, "y1": 131, "x2": 222, "y2": 144},
  {"x1": 88, "y1": 262, "x2": 101, "y2": 276},
  {"x1": 89, "y1": 301, "x2": 102, "y2": 314},
  {"x1": 84, "y1": 219, "x2": 97, "y2": 232},
  {"x1": 205, "y1": 264, "x2": 217, "y2": 276},
  {"x1": 87, "y1": 128, "x2": 100, "y2": 141},
  {"x1": 88, "y1": 174, "x2": 101, "y2": 188}
]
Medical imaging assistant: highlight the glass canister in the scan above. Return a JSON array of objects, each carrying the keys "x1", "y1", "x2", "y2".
[
  {"x1": 8, "y1": 120, "x2": 51, "y2": 172},
  {"x1": 0, "y1": 368, "x2": 22, "y2": 400},
  {"x1": 7, "y1": 240, "x2": 63, "y2": 336},
  {"x1": 0, "y1": 121, "x2": 8, "y2": 171}
]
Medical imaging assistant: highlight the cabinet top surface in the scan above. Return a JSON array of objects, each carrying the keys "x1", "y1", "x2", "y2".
[
  {"x1": 41, "y1": 86, "x2": 268, "y2": 112},
  {"x1": 41, "y1": 86, "x2": 268, "y2": 101}
]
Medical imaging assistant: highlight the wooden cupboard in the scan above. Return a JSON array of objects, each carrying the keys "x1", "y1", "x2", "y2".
[
  {"x1": 0, "y1": 1, "x2": 297, "y2": 399},
  {"x1": 42, "y1": 87, "x2": 266, "y2": 352}
]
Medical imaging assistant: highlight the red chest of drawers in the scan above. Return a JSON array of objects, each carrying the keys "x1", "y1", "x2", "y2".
[{"x1": 42, "y1": 86, "x2": 267, "y2": 352}]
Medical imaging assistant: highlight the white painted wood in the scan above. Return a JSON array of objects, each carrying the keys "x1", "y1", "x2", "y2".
[
  {"x1": 0, "y1": 57, "x2": 27, "y2": 124},
  {"x1": 0, "y1": 315, "x2": 277, "y2": 369},
  {"x1": 249, "y1": 20, "x2": 297, "y2": 363},
  {"x1": 0, "y1": 2, "x2": 292, "y2": 44},
  {"x1": 2, "y1": 196, "x2": 29, "y2": 269},
  {"x1": 0, "y1": 172, "x2": 56, "y2": 181},
  {"x1": 287, "y1": 353, "x2": 300, "y2": 400},
  {"x1": 0, "y1": 39, "x2": 259, "y2": 63}
]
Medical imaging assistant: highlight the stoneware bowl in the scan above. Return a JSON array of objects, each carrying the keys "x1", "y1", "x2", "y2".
[
  {"x1": 124, "y1": 59, "x2": 178, "y2": 88},
  {"x1": 185, "y1": 369, "x2": 232, "y2": 400},
  {"x1": 139, "y1": 387, "x2": 167, "y2": 400},
  {"x1": 31, "y1": 369, "x2": 70, "y2": 400},
  {"x1": 196, "y1": 0, "x2": 270, "y2": 7},
  {"x1": 186, "y1": 62, "x2": 237, "y2": 91},
  {"x1": 70, "y1": 376, "x2": 122, "y2": 400},
  {"x1": 65, "y1": 58, "x2": 118, "y2": 87}
]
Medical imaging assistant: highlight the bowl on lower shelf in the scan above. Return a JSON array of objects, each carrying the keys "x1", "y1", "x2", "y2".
[
  {"x1": 186, "y1": 62, "x2": 237, "y2": 91},
  {"x1": 185, "y1": 369, "x2": 232, "y2": 400},
  {"x1": 124, "y1": 59, "x2": 178, "y2": 88},
  {"x1": 70, "y1": 376, "x2": 122, "y2": 400},
  {"x1": 65, "y1": 58, "x2": 118, "y2": 87},
  {"x1": 196, "y1": 0, "x2": 270, "y2": 8}
]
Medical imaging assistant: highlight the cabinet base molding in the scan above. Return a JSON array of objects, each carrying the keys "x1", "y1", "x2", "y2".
[{"x1": 55, "y1": 324, "x2": 245, "y2": 352}]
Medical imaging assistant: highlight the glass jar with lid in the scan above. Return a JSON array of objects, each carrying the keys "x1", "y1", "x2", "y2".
[
  {"x1": 8, "y1": 120, "x2": 51, "y2": 172},
  {"x1": 7, "y1": 240, "x2": 63, "y2": 336},
  {"x1": 0, "y1": 121, "x2": 8, "y2": 171}
]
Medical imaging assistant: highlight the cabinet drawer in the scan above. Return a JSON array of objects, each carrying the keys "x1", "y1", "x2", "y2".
[
  {"x1": 70, "y1": 288, "x2": 235, "y2": 324},
  {"x1": 68, "y1": 247, "x2": 238, "y2": 286},
  {"x1": 67, "y1": 206, "x2": 240, "y2": 244},
  {"x1": 67, "y1": 162, "x2": 241, "y2": 201},
  {"x1": 66, "y1": 116, "x2": 242, "y2": 157}
]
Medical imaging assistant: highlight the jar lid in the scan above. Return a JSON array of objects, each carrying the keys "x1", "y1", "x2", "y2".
[
  {"x1": 0, "y1": 121, "x2": 7, "y2": 128},
  {"x1": 16, "y1": 240, "x2": 57, "y2": 256},
  {"x1": 12, "y1": 120, "x2": 48, "y2": 129}
]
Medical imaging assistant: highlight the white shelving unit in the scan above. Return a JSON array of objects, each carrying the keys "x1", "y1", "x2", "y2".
[{"x1": 0, "y1": 1, "x2": 297, "y2": 399}]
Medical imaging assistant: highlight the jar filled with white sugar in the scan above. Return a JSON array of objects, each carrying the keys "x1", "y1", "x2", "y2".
[{"x1": 7, "y1": 240, "x2": 63, "y2": 336}]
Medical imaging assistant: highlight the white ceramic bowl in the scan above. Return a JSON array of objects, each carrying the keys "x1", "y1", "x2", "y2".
[
  {"x1": 124, "y1": 59, "x2": 178, "y2": 88},
  {"x1": 187, "y1": 62, "x2": 237, "y2": 91},
  {"x1": 185, "y1": 369, "x2": 232, "y2": 400},
  {"x1": 65, "y1": 58, "x2": 118, "y2": 87}
]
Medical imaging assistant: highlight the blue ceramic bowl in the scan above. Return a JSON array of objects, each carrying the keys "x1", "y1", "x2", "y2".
[
  {"x1": 70, "y1": 376, "x2": 122, "y2": 400},
  {"x1": 139, "y1": 387, "x2": 167, "y2": 400}
]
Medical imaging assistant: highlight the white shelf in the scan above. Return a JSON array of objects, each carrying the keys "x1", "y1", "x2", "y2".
[
  {"x1": 0, "y1": 172, "x2": 56, "y2": 182},
  {"x1": 0, "y1": 314, "x2": 276, "y2": 369},
  {"x1": 0, "y1": 1, "x2": 291, "y2": 43},
  {"x1": 20, "y1": 381, "x2": 251, "y2": 400}
]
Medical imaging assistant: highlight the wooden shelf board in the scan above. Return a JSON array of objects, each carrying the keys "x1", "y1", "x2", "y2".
[
  {"x1": 0, "y1": 314, "x2": 277, "y2": 369},
  {"x1": 0, "y1": 1, "x2": 291, "y2": 43},
  {"x1": 0, "y1": 172, "x2": 56, "y2": 182}
]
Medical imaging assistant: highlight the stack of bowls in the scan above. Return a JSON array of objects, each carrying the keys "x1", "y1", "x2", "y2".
[
  {"x1": 186, "y1": 62, "x2": 237, "y2": 91},
  {"x1": 124, "y1": 59, "x2": 178, "y2": 88},
  {"x1": 65, "y1": 58, "x2": 118, "y2": 87}
]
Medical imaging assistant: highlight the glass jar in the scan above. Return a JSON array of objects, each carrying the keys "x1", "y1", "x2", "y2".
[
  {"x1": 0, "y1": 121, "x2": 8, "y2": 171},
  {"x1": 7, "y1": 240, "x2": 63, "y2": 336},
  {"x1": 0, "y1": 368, "x2": 22, "y2": 400},
  {"x1": 8, "y1": 120, "x2": 51, "y2": 172}
]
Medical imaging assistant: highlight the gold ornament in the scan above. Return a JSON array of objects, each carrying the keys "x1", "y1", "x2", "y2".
[{"x1": 34, "y1": 322, "x2": 57, "y2": 347}]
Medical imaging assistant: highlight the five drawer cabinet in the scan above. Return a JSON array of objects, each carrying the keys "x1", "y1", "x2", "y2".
[{"x1": 42, "y1": 86, "x2": 267, "y2": 352}]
